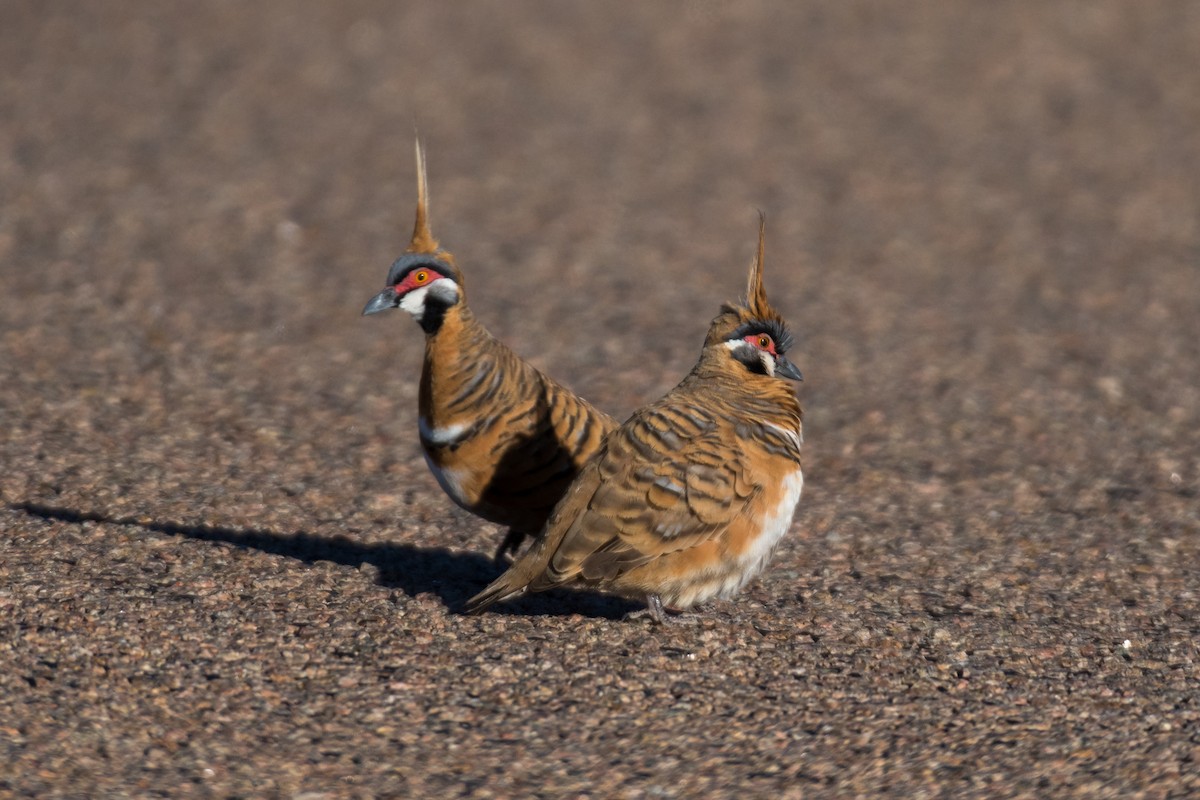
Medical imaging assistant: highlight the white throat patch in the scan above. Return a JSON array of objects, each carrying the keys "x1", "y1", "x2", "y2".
[
  {"x1": 724, "y1": 339, "x2": 775, "y2": 376},
  {"x1": 399, "y1": 277, "x2": 459, "y2": 319}
]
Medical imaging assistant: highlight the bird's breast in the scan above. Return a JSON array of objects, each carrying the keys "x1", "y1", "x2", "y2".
[
  {"x1": 417, "y1": 415, "x2": 488, "y2": 509},
  {"x1": 421, "y1": 449, "x2": 473, "y2": 509},
  {"x1": 735, "y1": 465, "x2": 804, "y2": 571}
]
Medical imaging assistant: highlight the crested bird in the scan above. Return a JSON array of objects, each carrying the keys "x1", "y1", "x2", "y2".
[
  {"x1": 465, "y1": 216, "x2": 804, "y2": 622},
  {"x1": 363, "y1": 141, "x2": 619, "y2": 563}
]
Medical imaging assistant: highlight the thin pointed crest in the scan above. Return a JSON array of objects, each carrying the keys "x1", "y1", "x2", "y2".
[
  {"x1": 703, "y1": 212, "x2": 791, "y2": 349},
  {"x1": 745, "y1": 211, "x2": 773, "y2": 318},
  {"x1": 408, "y1": 138, "x2": 440, "y2": 254}
]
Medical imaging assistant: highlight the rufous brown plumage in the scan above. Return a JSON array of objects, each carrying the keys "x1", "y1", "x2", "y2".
[
  {"x1": 363, "y1": 141, "x2": 619, "y2": 562},
  {"x1": 466, "y1": 216, "x2": 804, "y2": 621}
]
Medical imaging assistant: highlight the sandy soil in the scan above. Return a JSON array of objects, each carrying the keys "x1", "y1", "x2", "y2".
[{"x1": 2, "y1": 2, "x2": 1198, "y2": 797}]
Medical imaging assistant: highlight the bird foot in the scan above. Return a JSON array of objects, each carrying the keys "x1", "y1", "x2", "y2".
[
  {"x1": 492, "y1": 529, "x2": 527, "y2": 567},
  {"x1": 623, "y1": 595, "x2": 686, "y2": 625}
]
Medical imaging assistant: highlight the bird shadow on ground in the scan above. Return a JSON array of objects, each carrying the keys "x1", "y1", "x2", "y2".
[{"x1": 9, "y1": 501, "x2": 636, "y2": 620}]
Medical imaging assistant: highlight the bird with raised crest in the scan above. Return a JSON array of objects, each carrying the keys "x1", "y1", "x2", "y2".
[
  {"x1": 465, "y1": 216, "x2": 804, "y2": 622},
  {"x1": 363, "y1": 141, "x2": 619, "y2": 563}
]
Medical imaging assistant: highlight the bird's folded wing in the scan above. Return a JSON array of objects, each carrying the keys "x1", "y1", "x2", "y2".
[{"x1": 533, "y1": 409, "x2": 760, "y2": 590}]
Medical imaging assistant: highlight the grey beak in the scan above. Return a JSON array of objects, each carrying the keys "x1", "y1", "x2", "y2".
[
  {"x1": 775, "y1": 356, "x2": 804, "y2": 382},
  {"x1": 362, "y1": 287, "x2": 399, "y2": 316}
]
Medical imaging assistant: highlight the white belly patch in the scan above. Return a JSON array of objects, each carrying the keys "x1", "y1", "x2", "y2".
[
  {"x1": 665, "y1": 466, "x2": 805, "y2": 608},
  {"x1": 738, "y1": 467, "x2": 804, "y2": 576}
]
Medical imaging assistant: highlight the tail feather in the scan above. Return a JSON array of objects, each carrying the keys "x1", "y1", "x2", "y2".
[
  {"x1": 464, "y1": 570, "x2": 527, "y2": 615},
  {"x1": 465, "y1": 450, "x2": 607, "y2": 615},
  {"x1": 464, "y1": 501, "x2": 581, "y2": 614},
  {"x1": 464, "y1": 538, "x2": 553, "y2": 613}
]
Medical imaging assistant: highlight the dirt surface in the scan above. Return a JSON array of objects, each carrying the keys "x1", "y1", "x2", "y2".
[{"x1": 2, "y1": 2, "x2": 1199, "y2": 797}]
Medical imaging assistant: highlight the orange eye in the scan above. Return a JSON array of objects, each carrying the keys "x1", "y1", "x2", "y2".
[
  {"x1": 414, "y1": 271, "x2": 429, "y2": 284},
  {"x1": 758, "y1": 335, "x2": 772, "y2": 349}
]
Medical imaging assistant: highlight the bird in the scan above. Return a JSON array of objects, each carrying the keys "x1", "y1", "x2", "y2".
[
  {"x1": 465, "y1": 215, "x2": 804, "y2": 622},
  {"x1": 362, "y1": 141, "x2": 619, "y2": 563}
]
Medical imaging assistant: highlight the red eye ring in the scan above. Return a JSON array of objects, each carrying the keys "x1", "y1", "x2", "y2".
[{"x1": 742, "y1": 333, "x2": 777, "y2": 355}]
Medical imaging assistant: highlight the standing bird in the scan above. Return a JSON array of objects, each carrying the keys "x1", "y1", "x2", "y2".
[
  {"x1": 363, "y1": 141, "x2": 619, "y2": 563},
  {"x1": 466, "y1": 217, "x2": 804, "y2": 622}
]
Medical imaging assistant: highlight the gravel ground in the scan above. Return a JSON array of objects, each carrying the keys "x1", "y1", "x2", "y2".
[{"x1": 2, "y1": 2, "x2": 1199, "y2": 797}]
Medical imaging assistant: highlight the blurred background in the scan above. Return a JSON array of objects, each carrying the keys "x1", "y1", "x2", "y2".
[
  {"x1": 3, "y1": 4, "x2": 1197, "y2": 507},
  {"x1": 2, "y1": 2, "x2": 1198, "y2": 795}
]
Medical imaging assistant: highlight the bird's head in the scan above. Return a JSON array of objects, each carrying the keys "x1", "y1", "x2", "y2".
[
  {"x1": 704, "y1": 215, "x2": 803, "y2": 382},
  {"x1": 362, "y1": 139, "x2": 465, "y2": 334}
]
